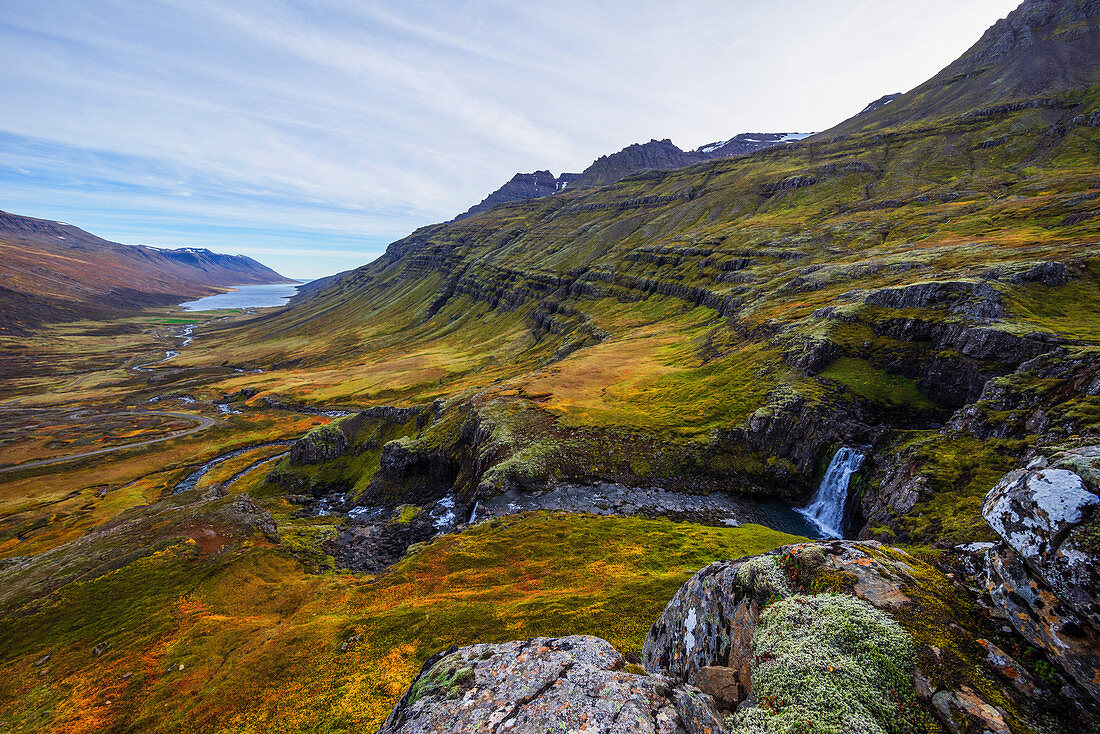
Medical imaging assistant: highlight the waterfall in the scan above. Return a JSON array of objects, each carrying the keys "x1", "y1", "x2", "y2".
[
  {"x1": 798, "y1": 447, "x2": 865, "y2": 538},
  {"x1": 467, "y1": 500, "x2": 481, "y2": 524}
]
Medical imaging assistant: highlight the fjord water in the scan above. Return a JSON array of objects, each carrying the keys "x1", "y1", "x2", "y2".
[
  {"x1": 798, "y1": 447, "x2": 866, "y2": 538},
  {"x1": 180, "y1": 282, "x2": 305, "y2": 311}
]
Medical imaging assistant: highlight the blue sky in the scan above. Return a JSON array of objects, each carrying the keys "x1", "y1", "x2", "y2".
[{"x1": 1, "y1": 0, "x2": 1021, "y2": 279}]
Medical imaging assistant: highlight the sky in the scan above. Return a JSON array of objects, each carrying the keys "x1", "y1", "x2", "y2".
[{"x1": 0, "y1": 0, "x2": 1022, "y2": 279}]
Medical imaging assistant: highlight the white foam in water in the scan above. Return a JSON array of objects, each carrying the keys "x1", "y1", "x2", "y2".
[
  {"x1": 434, "y1": 495, "x2": 456, "y2": 529},
  {"x1": 798, "y1": 447, "x2": 865, "y2": 538}
]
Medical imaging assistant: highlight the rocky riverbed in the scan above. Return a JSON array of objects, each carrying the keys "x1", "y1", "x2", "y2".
[{"x1": 301, "y1": 482, "x2": 824, "y2": 574}]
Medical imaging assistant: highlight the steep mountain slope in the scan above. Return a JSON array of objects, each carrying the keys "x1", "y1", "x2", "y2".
[
  {"x1": 0, "y1": 210, "x2": 293, "y2": 332},
  {"x1": 833, "y1": 0, "x2": 1100, "y2": 133},
  {"x1": 201, "y1": 0, "x2": 1100, "y2": 545},
  {"x1": 456, "y1": 133, "x2": 812, "y2": 219}
]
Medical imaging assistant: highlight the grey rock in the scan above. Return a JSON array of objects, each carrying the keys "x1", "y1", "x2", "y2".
[
  {"x1": 861, "y1": 280, "x2": 1005, "y2": 319},
  {"x1": 977, "y1": 446, "x2": 1100, "y2": 701},
  {"x1": 931, "y1": 688, "x2": 1011, "y2": 734},
  {"x1": 983, "y1": 460, "x2": 1099, "y2": 623},
  {"x1": 377, "y1": 636, "x2": 725, "y2": 734},
  {"x1": 1009, "y1": 261, "x2": 1074, "y2": 286},
  {"x1": 287, "y1": 422, "x2": 350, "y2": 465},
  {"x1": 980, "y1": 544, "x2": 1100, "y2": 703},
  {"x1": 642, "y1": 557, "x2": 770, "y2": 693}
]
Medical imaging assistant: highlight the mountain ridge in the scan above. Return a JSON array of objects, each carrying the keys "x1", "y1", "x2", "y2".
[{"x1": 455, "y1": 132, "x2": 814, "y2": 221}]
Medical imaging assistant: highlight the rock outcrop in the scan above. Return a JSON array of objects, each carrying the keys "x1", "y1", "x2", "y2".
[
  {"x1": 644, "y1": 540, "x2": 1091, "y2": 733},
  {"x1": 860, "y1": 280, "x2": 1006, "y2": 319},
  {"x1": 456, "y1": 171, "x2": 578, "y2": 221},
  {"x1": 967, "y1": 445, "x2": 1100, "y2": 703},
  {"x1": 377, "y1": 636, "x2": 725, "y2": 734},
  {"x1": 949, "y1": 348, "x2": 1100, "y2": 442}
]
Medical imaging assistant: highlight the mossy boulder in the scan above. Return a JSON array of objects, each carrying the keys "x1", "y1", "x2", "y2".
[
  {"x1": 645, "y1": 540, "x2": 1093, "y2": 733},
  {"x1": 728, "y1": 594, "x2": 919, "y2": 734}
]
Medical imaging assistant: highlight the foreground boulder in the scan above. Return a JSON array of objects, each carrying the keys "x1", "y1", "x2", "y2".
[
  {"x1": 378, "y1": 635, "x2": 725, "y2": 734},
  {"x1": 969, "y1": 445, "x2": 1100, "y2": 703},
  {"x1": 982, "y1": 447, "x2": 1100, "y2": 627},
  {"x1": 644, "y1": 540, "x2": 1092, "y2": 733}
]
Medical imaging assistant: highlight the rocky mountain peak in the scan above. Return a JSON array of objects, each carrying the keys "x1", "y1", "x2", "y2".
[
  {"x1": 959, "y1": 0, "x2": 1100, "y2": 71},
  {"x1": 455, "y1": 170, "x2": 579, "y2": 220},
  {"x1": 456, "y1": 131, "x2": 814, "y2": 221}
]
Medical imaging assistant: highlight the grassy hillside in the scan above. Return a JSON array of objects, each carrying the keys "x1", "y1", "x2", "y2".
[{"x1": 0, "y1": 505, "x2": 799, "y2": 733}]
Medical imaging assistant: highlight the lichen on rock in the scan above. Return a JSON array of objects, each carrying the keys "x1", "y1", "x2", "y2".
[
  {"x1": 377, "y1": 635, "x2": 726, "y2": 734},
  {"x1": 972, "y1": 444, "x2": 1100, "y2": 703},
  {"x1": 727, "y1": 594, "x2": 919, "y2": 734}
]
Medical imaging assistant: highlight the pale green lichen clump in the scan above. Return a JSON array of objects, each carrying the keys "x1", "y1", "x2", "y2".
[
  {"x1": 735, "y1": 555, "x2": 792, "y2": 598},
  {"x1": 728, "y1": 594, "x2": 920, "y2": 734}
]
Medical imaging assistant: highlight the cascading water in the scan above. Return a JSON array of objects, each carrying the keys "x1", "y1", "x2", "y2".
[{"x1": 798, "y1": 447, "x2": 865, "y2": 538}]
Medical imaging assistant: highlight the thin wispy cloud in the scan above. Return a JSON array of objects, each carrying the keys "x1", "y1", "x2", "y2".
[{"x1": 0, "y1": 0, "x2": 1021, "y2": 278}]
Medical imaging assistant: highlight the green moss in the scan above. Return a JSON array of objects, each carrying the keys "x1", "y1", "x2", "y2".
[
  {"x1": 886, "y1": 433, "x2": 1025, "y2": 545},
  {"x1": 407, "y1": 653, "x2": 475, "y2": 703},
  {"x1": 1074, "y1": 515, "x2": 1100, "y2": 556},
  {"x1": 394, "y1": 505, "x2": 421, "y2": 524},
  {"x1": 808, "y1": 569, "x2": 859, "y2": 595},
  {"x1": 818, "y1": 357, "x2": 938, "y2": 410}
]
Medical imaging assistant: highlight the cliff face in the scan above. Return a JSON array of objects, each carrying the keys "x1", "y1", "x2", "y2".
[{"x1": 0, "y1": 209, "x2": 292, "y2": 332}]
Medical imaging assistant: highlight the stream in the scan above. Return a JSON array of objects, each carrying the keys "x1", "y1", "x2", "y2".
[
  {"x1": 477, "y1": 482, "x2": 824, "y2": 537},
  {"x1": 171, "y1": 442, "x2": 291, "y2": 494}
]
